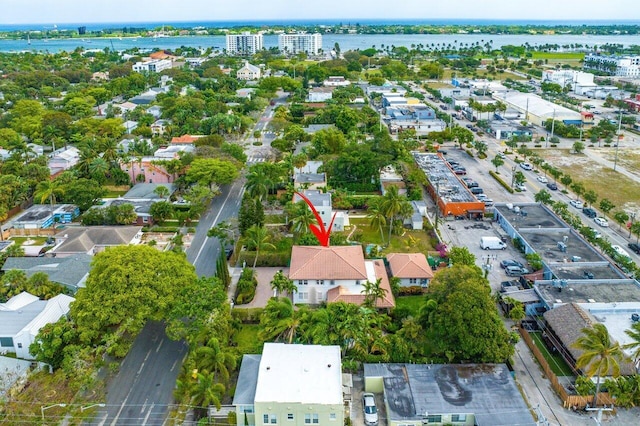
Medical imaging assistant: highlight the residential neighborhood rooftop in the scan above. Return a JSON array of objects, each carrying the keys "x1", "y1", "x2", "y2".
[{"x1": 289, "y1": 246, "x2": 367, "y2": 281}]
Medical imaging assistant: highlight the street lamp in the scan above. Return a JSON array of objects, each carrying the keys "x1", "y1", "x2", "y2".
[
  {"x1": 81, "y1": 403, "x2": 106, "y2": 412},
  {"x1": 41, "y1": 403, "x2": 67, "y2": 421}
]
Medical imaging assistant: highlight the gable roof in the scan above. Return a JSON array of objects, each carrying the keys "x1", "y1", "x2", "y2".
[
  {"x1": 170, "y1": 135, "x2": 202, "y2": 144},
  {"x1": 238, "y1": 62, "x2": 260, "y2": 73},
  {"x1": 289, "y1": 246, "x2": 367, "y2": 281},
  {"x1": 326, "y1": 259, "x2": 395, "y2": 308},
  {"x1": 387, "y1": 253, "x2": 434, "y2": 279}
]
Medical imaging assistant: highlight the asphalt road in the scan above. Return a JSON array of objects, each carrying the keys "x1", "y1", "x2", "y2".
[
  {"x1": 90, "y1": 93, "x2": 289, "y2": 426},
  {"x1": 90, "y1": 321, "x2": 187, "y2": 426}
]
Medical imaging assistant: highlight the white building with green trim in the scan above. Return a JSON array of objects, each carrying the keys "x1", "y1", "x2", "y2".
[{"x1": 233, "y1": 343, "x2": 344, "y2": 426}]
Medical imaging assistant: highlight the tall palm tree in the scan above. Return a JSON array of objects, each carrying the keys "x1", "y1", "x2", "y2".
[
  {"x1": 366, "y1": 198, "x2": 387, "y2": 244},
  {"x1": 244, "y1": 225, "x2": 275, "y2": 268},
  {"x1": 381, "y1": 186, "x2": 406, "y2": 243},
  {"x1": 34, "y1": 180, "x2": 64, "y2": 217},
  {"x1": 259, "y1": 297, "x2": 307, "y2": 343},
  {"x1": 573, "y1": 323, "x2": 626, "y2": 406},
  {"x1": 270, "y1": 270, "x2": 297, "y2": 298},
  {"x1": 245, "y1": 168, "x2": 270, "y2": 201}
]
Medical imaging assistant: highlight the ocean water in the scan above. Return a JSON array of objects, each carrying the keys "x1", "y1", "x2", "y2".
[{"x1": 1, "y1": 33, "x2": 639, "y2": 54}]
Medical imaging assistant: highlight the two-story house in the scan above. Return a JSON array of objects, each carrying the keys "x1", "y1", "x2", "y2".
[
  {"x1": 289, "y1": 245, "x2": 395, "y2": 308},
  {"x1": 293, "y1": 190, "x2": 347, "y2": 232}
]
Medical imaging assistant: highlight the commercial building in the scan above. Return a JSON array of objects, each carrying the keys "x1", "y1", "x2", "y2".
[
  {"x1": 132, "y1": 59, "x2": 172, "y2": 73},
  {"x1": 364, "y1": 363, "x2": 535, "y2": 426},
  {"x1": 278, "y1": 32, "x2": 322, "y2": 55},
  {"x1": 233, "y1": 343, "x2": 345, "y2": 426},
  {"x1": 226, "y1": 32, "x2": 263, "y2": 55},
  {"x1": 542, "y1": 69, "x2": 595, "y2": 91},
  {"x1": 413, "y1": 153, "x2": 485, "y2": 218},
  {"x1": 492, "y1": 91, "x2": 582, "y2": 127}
]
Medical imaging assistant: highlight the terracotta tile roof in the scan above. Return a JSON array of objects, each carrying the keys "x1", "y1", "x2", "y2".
[
  {"x1": 170, "y1": 135, "x2": 201, "y2": 144},
  {"x1": 289, "y1": 246, "x2": 367, "y2": 281},
  {"x1": 387, "y1": 253, "x2": 434, "y2": 279},
  {"x1": 326, "y1": 260, "x2": 395, "y2": 308}
]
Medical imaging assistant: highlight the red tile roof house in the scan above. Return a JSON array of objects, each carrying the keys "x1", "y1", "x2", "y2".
[
  {"x1": 387, "y1": 253, "x2": 434, "y2": 288},
  {"x1": 289, "y1": 245, "x2": 395, "y2": 308},
  {"x1": 170, "y1": 135, "x2": 204, "y2": 145}
]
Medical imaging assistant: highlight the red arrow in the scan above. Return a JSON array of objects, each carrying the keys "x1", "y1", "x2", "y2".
[{"x1": 294, "y1": 191, "x2": 337, "y2": 247}]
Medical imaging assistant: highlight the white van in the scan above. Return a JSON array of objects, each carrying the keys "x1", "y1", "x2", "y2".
[{"x1": 480, "y1": 236, "x2": 507, "y2": 250}]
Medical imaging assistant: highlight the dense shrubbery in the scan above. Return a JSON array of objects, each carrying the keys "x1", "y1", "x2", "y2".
[{"x1": 235, "y1": 268, "x2": 258, "y2": 304}]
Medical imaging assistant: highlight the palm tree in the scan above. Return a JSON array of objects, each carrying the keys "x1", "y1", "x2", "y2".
[
  {"x1": 153, "y1": 185, "x2": 170, "y2": 199},
  {"x1": 366, "y1": 198, "x2": 387, "y2": 244},
  {"x1": 89, "y1": 157, "x2": 110, "y2": 183},
  {"x1": 286, "y1": 201, "x2": 316, "y2": 236},
  {"x1": 244, "y1": 225, "x2": 275, "y2": 268},
  {"x1": 259, "y1": 297, "x2": 307, "y2": 343},
  {"x1": 245, "y1": 168, "x2": 270, "y2": 201},
  {"x1": 362, "y1": 278, "x2": 388, "y2": 308},
  {"x1": 195, "y1": 337, "x2": 236, "y2": 385},
  {"x1": 190, "y1": 372, "x2": 225, "y2": 418},
  {"x1": 573, "y1": 323, "x2": 626, "y2": 407},
  {"x1": 381, "y1": 186, "x2": 408, "y2": 243},
  {"x1": 270, "y1": 270, "x2": 297, "y2": 298},
  {"x1": 34, "y1": 180, "x2": 64, "y2": 217},
  {"x1": 624, "y1": 322, "x2": 640, "y2": 364}
]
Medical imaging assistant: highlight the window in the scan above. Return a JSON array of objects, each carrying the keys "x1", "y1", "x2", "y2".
[
  {"x1": 299, "y1": 292, "x2": 308, "y2": 301},
  {"x1": 420, "y1": 279, "x2": 428, "y2": 286},
  {"x1": 355, "y1": 280, "x2": 361, "y2": 285},
  {"x1": 270, "y1": 415, "x2": 277, "y2": 424},
  {"x1": 330, "y1": 280, "x2": 335, "y2": 286},
  {"x1": 426, "y1": 414, "x2": 442, "y2": 423},
  {"x1": 298, "y1": 280, "x2": 308, "y2": 286},
  {"x1": 264, "y1": 414, "x2": 269, "y2": 424},
  {"x1": 451, "y1": 414, "x2": 467, "y2": 422},
  {"x1": 312, "y1": 414, "x2": 319, "y2": 424},
  {"x1": 329, "y1": 413, "x2": 336, "y2": 421},
  {"x1": 316, "y1": 280, "x2": 324, "y2": 285},
  {"x1": 0, "y1": 337, "x2": 13, "y2": 347},
  {"x1": 409, "y1": 278, "x2": 417, "y2": 284},
  {"x1": 304, "y1": 414, "x2": 311, "y2": 424},
  {"x1": 243, "y1": 407, "x2": 254, "y2": 413},
  {"x1": 287, "y1": 414, "x2": 294, "y2": 421},
  {"x1": 17, "y1": 343, "x2": 22, "y2": 348}
]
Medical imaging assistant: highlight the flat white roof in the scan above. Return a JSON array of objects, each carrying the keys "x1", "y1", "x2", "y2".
[
  {"x1": 254, "y1": 343, "x2": 342, "y2": 404},
  {"x1": 493, "y1": 92, "x2": 582, "y2": 121}
]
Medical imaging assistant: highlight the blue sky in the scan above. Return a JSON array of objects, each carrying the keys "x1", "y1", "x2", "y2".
[{"x1": 1, "y1": 0, "x2": 638, "y2": 25}]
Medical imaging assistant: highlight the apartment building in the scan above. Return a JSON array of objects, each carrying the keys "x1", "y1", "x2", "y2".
[
  {"x1": 226, "y1": 32, "x2": 264, "y2": 55},
  {"x1": 278, "y1": 32, "x2": 322, "y2": 55}
]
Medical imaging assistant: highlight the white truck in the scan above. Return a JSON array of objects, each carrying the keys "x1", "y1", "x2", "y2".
[{"x1": 480, "y1": 236, "x2": 507, "y2": 250}]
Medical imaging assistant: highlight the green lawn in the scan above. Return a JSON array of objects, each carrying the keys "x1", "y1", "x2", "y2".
[
  {"x1": 10, "y1": 236, "x2": 49, "y2": 246},
  {"x1": 105, "y1": 190, "x2": 128, "y2": 197},
  {"x1": 346, "y1": 218, "x2": 436, "y2": 254},
  {"x1": 529, "y1": 331, "x2": 575, "y2": 377},
  {"x1": 395, "y1": 295, "x2": 425, "y2": 317},
  {"x1": 530, "y1": 52, "x2": 584, "y2": 60},
  {"x1": 233, "y1": 324, "x2": 263, "y2": 355}
]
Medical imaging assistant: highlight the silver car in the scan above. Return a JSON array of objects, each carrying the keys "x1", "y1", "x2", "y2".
[{"x1": 362, "y1": 392, "x2": 379, "y2": 426}]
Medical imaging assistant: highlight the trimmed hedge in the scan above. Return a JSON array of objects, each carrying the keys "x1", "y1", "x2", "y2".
[
  {"x1": 238, "y1": 251, "x2": 291, "y2": 267},
  {"x1": 489, "y1": 171, "x2": 515, "y2": 194},
  {"x1": 398, "y1": 286, "x2": 425, "y2": 296},
  {"x1": 232, "y1": 307, "x2": 264, "y2": 323},
  {"x1": 235, "y1": 268, "x2": 257, "y2": 305}
]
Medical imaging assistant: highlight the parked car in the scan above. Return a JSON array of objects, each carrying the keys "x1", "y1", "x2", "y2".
[
  {"x1": 498, "y1": 152, "x2": 506, "y2": 159},
  {"x1": 362, "y1": 393, "x2": 379, "y2": 426},
  {"x1": 546, "y1": 182, "x2": 558, "y2": 191},
  {"x1": 570, "y1": 200, "x2": 584, "y2": 209},
  {"x1": 520, "y1": 162, "x2": 533, "y2": 171},
  {"x1": 628, "y1": 243, "x2": 640, "y2": 254},
  {"x1": 505, "y1": 265, "x2": 529, "y2": 276},
  {"x1": 594, "y1": 217, "x2": 609, "y2": 227},
  {"x1": 515, "y1": 183, "x2": 527, "y2": 191},
  {"x1": 588, "y1": 227, "x2": 602, "y2": 239},
  {"x1": 470, "y1": 187, "x2": 484, "y2": 195},
  {"x1": 482, "y1": 199, "x2": 494, "y2": 207},
  {"x1": 454, "y1": 168, "x2": 467, "y2": 175},
  {"x1": 583, "y1": 207, "x2": 597, "y2": 218},
  {"x1": 536, "y1": 176, "x2": 548, "y2": 183},
  {"x1": 461, "y1": 177, "x2": 474, "y2": 184},
  {"x1": 500, "y1": 259, "x2": 525, "y2": 269},
  {"x1": 476, "y1": 193, "x2": 488, "y2": 200},
  {"x1": 465, "y1": 180, "x2": 479, "y2": 188}
]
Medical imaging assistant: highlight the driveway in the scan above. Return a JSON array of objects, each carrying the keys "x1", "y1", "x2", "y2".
[{"x1": 234, "y1": 267, "x2": 290, "y2": 308}]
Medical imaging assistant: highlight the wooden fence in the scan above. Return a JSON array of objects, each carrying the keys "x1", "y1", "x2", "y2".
[{"x1": 519, "y1": 326, "x2": 614, "y2": 409}]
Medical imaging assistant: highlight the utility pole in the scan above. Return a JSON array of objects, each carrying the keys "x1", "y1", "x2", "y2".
[{"x1": 585, "y1": 404, "x2": 614, "y2": 425}]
